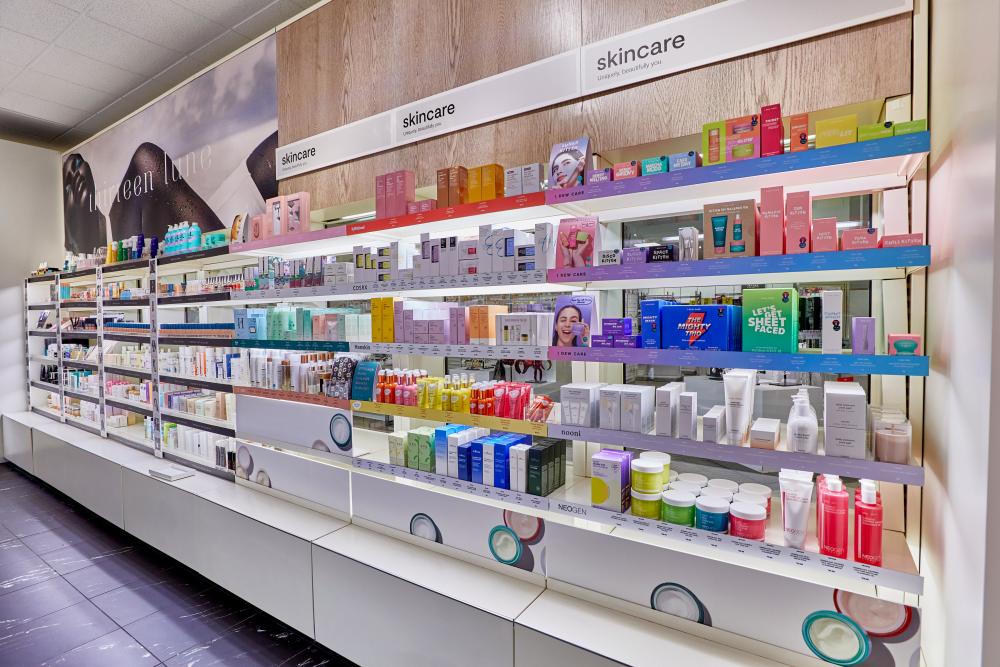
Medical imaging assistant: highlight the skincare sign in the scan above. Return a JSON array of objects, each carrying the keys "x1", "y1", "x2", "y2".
[{"x1": 277, "y1": 0, "x2": 911, "y2": 177}]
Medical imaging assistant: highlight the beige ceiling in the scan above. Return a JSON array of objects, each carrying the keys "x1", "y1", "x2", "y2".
[{"x1": 0, "y1": 0, "x2": 315, "y2": 150}]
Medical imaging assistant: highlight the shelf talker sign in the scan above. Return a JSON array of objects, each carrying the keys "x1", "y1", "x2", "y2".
[{"x1": 277, "y1": 0, "x2": 911, "y2": 179}]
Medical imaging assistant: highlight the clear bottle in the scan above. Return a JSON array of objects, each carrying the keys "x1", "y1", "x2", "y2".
[{"x1": 787, "y1": 396, "x2": 819, "y2": 454}]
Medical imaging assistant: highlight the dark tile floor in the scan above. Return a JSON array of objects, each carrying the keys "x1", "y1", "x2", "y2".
[{"x1": 0, "y1": 462, "x2": 354, "y2": 666}]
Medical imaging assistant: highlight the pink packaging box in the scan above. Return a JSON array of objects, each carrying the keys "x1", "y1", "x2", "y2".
[
  {"x1": 394, "y1": 171, "x2": 415, "y2": 218},
  {"x1": 811, "y1": 217, "x2": 838, "y2": 252},
  {"x1": 418, "y1": 199, "x2": 436, "y2": 212},
  {"x1": 841, "y1": 227, "x2": 878, "y2": 250},
  {"x1": 725, "y1": 115, "x2": 761, "y2": 162},
  {"x1": 284, "y1": 192, "x2": 309, "y2": 234},
  {"x1": 613, "y1": 161, "x2": 639, "y2": 180},
  {"x1": 760, "y1": 104, "x2": 784, "y2": 157},
  {"x1": 414, "y1": 333, "x2": 428, "y2": 344},
  {"x1": 384, "y1": 172, "x2": 397, "y2": 217},
  {"x1": 784, "y1": 191, "x2": 811, "y2": 253},
  {"x1": 887, "y1": 334, "x2": 922, "y2": 356},
  {"x1": 375, "y1": 174, "x2": 386, "y2": 219},
  {"x1": 879, "y1": 233, "x2": 924, "y2": 248},
  {"x1": 406, "y1": 201, "x2": 419, "y2": 215},
  {"x1": 757, "y1": 186, "x2": 784, "y2": 256},
  {"x1": 265, "y1": 196, "x2": 288, "y2": 237},
  {"x1": 556, "y1": 216, "x2": 600, "y2": 269}
]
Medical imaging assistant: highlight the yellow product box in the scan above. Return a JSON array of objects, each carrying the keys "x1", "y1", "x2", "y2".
[
  {"x1": 815, "y1": 114, "x2": 857, "y2": 148},
  {"x1": 370, "y1": 298, "x2": 383, "y2": 342},
  {"x1": 467, "y1": 167, "x2": 483, "y2": 203},
  {"x1": 381, "y1": 297, "x2": 395, "y2": 343},
  {"x1": 481, "y1": 164, "x2": 505, "y2": 200}
]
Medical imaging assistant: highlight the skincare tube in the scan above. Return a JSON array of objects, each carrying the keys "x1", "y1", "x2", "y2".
[
  {"x1": 723, "y1": 369, "x2": 752, "y2": 445},
  {"x1": 711, "y1": 215, "x2": 728, "y2": 255},
  {"x1": 779, "y1": 469, "x2": 814, "y2": 549}
]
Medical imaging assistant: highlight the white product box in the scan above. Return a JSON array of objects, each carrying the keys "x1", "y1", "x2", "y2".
[
  {"x1": 521, "y1": 163, "x2": 542, "y2": 193},
  {"x1": 823, "y1": 381, "x2": 867, "y2": 430},
  {"x1": 534, "y1": 222, "x2": 556, "y2": 273},
  {"x1": 678, "y1": 391, "x2": 698, "y2": 440},
  {"x1": 478, "y1": 225, "x2": 494, "y2": 274},
  {"x1": 750, "y1": 417, "x2": 781, "y2": 450},
  {"x1": 822, "y1": 290, "x2": 843, "y2": 354},
  {"x1": 599, "y1": 385, "x2": 625, "y2": 431},
  {"x1": 619, "y1": 385, "x2": 654, "y2": 433},
  {"x1": 702, "y1": 405, "x2": 726, "y2": 444},
  {"x1": 598, "y1": 249, "x2": 621, "y2": 266},
  {"x1": 482, "y1": 441, "x2": 495, "y2": 487},
  {"x1": 560, "y1": 383, "x2": 605, "y2": 427},
  {"x1": 504, "y1": 167, "x2": 523, "y2": 196},
  {"x1": 824, "y1": 425, "x2": 867, "y2": 459},
  {"x1": 655, "y1": 383, "x2": 683, "y2": 437}
]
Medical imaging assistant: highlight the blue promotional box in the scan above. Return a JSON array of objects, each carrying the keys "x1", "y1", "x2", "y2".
[
  {"x1": 658, "y1": 304, "x2": 742, "y2": 350},
  {"x1": 493, "y1": 443, "x2": 510, "y2": 489},
  {"x1": 470, "y1": 441, "x2": 484, "y2": 484},
  {"x1": 640, "y1": 299, "x2": 671, "y2": 348},
  {"x1": 457, "y1": 443, "x2": 472, "y2": 481}
]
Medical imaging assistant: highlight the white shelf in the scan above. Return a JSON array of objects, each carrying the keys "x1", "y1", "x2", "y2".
[
  {"x1": 106, "y1": 423, "x2": 154, "y2": 450},
  {"x1": 105, "y1": 396, "x2": 154, "y2": 416}
]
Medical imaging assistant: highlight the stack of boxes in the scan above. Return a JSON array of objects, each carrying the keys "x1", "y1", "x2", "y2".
[
  {"x1": 375, "y1": 170, "x2": 420, "y2": 219},
  {"x1": 591, "y1": 318, "x2": 640, "y2": 349},
  {"x1": 502, "y1": 164, "x2": 543, "y2": 196},
  {"x1": 234, "y1": 306, "x2": 371, "y2": 343},
  {"x1": 823, "y1": 382, "x2": 868, "y2": 459}
]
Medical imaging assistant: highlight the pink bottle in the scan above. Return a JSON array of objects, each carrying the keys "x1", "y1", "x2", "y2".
[
  {"x1": 819, "y1": 477, "x2": 849, "y2": 558},
  {"x1": 815, "y1": 474, "x2": 826, "y2": 548},
  {"x1": 854, "y1": 480, "x2": 883, "y2": 566}
]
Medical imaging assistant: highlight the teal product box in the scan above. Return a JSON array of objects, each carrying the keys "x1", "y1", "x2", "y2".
[
  {"x1": 350, "y1": 360, "x2": 381, "y2": 401},
  {"x1": 659, "y1": 304, "x2": 742, "y2": 351},
  {"x1": 742, "y1": 288, "x2": 800, "y2": 353},
  {"x1": 669, "y1": 151, "x2": 701, "y2": 171},
  {"x1": 471, "y1": 441, "x2": 484, "y2": 484},
  {"x1": 640, "y1": 299, "x2": 671, "y2": 348},
  {"x1": 234, "y1": 308, "x2": 267, "y2": 340},
  {"x1": 641, "y1": 156, "x2": 669, "y2": 176}
]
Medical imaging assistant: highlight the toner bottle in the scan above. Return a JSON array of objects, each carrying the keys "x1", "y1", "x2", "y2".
[{"x1": 854, "y1": 480, "x2": 883, "y2": 566}]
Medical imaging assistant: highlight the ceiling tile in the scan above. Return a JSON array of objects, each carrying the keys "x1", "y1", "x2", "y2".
[
  {"x1": 169, "y1": 0, "x2": 273, "y2": 27},
  {"x1": 231, "y1": 0, "x2": 302, "y2": 38},
  {"x1": 0, "y1": 28, "x2": 48, "y2": 66},
  {"x1": 0, "y1": 108, "x2": 68, "y2": 144},
  {"x1": 185, "y1": 29, "x2": 248, "y2": 71},
  {"x1": 31, "y1": 45, "x2": 145, "y2": 94},
  {"x1": 0, "y1": 88, "x2": 88, "y2": 126},
  {"x1": 50, "y1": 0, "x2": 93, "y2": 11},
  {"x1": 0, "y1": 0, "x2": 78, "y2": 42},
  {"x1": 0, "y1": 60, "x2": 22, "y2": 88},
  {"x1": 87, "y1": 0, "x2": 223, "y2": 52},
  {"x1": 8, "y1": 69, "x2": 114, "y2": 112},
  {"x1": 56, "y1": 15, "x2": 179, "y2": 75}
]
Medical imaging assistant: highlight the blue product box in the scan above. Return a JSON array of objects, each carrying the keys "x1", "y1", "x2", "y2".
[
  {"x1": 592, "y1": 334, "x2": 615, "y2": 348},
  {"x1": 602, "y1": 318, "x2": 633, "y2": 335},
  {"x1": 471, "y1": 441, "x2": 484, "y2": 484},
  {"x1": 494, "y1": 443, "x2": 510, "y2": 489},
  {"x1": 658, "y1": 304, "x2": 742, "y2": 350},
  {"x1": 668, "y1": 151, "x2": 701, "y2": 171},
  {"x1": 435, "y1": 425, "x2": 467, "y2": 474},
  {"x1": 457, "y1": 443, "x2": 472, "y2": 481},
  {"x1": 640, "y1": 299, "x2": 670, "y2": 349},
  {"x1": 613, "y1": 335, "x2": 642, "y2": 348}
]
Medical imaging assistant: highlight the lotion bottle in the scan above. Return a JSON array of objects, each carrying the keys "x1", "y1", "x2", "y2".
[
  {"x1": 854, "y1": 480, "x2": 883, "y2": 566},
  {"x1": 787, "y1": 396, "x2": 819, "y2": 454},
  {"x1": 819, "y1": 476, "x2": 849, "y2": 558}
]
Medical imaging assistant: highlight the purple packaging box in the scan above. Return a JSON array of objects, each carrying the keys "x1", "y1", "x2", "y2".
[
  {"x1": 621, "y1": 247, "x2": 650, "y2": 264},
  {"x1": 592, "y1": 334, "x2": 615, "y2": 348},
  {"x1": 613, "y1": 335, "x2": 642, "y2": 348},
  {"x1": 851, "y1": 317, "x2": 876, "y2": 355},
  {"x1": 669, "y1": 151, "x2": 702, "y2": 171},
  {"x1": 601, "y1": 318, "x2": 633, "y2": 335},
  {"x1": 586, "y1": 168, "x2": 613, "y2": 184}
]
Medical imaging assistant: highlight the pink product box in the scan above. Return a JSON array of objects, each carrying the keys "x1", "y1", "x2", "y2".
[
  {"x1": 264, "y1": 196, "x2": 288, "y2": 237},
  {"x1": 414, "y1": 332, "x2": 428, "y2": 344},
  {"x1": 841, "y1": 227, "x2": 878, "y2": 250},
  {"x1": 587, "y1": 169, "x2": 613, "y2": 184},
  {"x1": 418, "y1": 199, "x2": 436, "y2": 212},
  {"x1": 384, "y1": 173, "x2": 397, "y2": 217},
  {"x1": 811, "y1": 217, "x2": 838, "y2": 252},
  {"x1": 784, "y1": 191, "x2": 811, "y2": 253},
  {"x1": 395, "y1": 171, "x2": 415, "y2": 218},
  {"x1": 879, "y1": 233, "x2": 924, "y2": 248},
  {"x1": 887, "y1": 334, "x2": 923, "y2": 356},
  {"x1": 591, "y1": 335, "x2": 615, "y2": 348},
  {"x1": 613, "y1": 161, "x2": 639, "y2": 180},
  {"x1": 760, "y1": 103, "x2": 784, "y2": 157},
  {"x1": 757, "y1": 186, "x2": 784, "y2": 256},
  {"x1": 450, "y1": 307, "x2": 469, "y2": 344},
  {"x1": 621, "y1": 247, "x2": 649, "y2": 264},
  {"x1": 613, "y1": 335, "x2": 641, "y2": 348},
  {"x1": 375, "y1": 175, "x2": 386, "y2": 219},
  {"x1": 284, "y1": 192, "x2": 309, "y2": 234},
  {"x1": 406, "y1": 201, "x2": 419, "y2": 215}
]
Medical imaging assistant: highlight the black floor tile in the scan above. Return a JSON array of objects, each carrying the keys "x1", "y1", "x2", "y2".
[
  {"x1": 1, "y1": 512, "x2": 69, "y2": 538},
  {"x1": 40, "y1": 628, "x2": 159, "y2": 666},
  {"x1": 282, "y1": 642, "x2": 353, "y2": 666},
  {"x1": 62, "y1": 550, "x2": 180, "y2": 599},
  {"x1": 0, "y1": 599, "x2": 118, "y2": 665},
  {"x1": 39, "y1": 539, "x2": 137, "y2": 575},
  {"x1": 0, "y1": 577, "x2": 85, "y2": 632},
  {"x1": 162, "y1": 614, "x2": 314, "y2": 666},
  {"x1": 0, "y1": 551, "x2": 58, "y2": 596},
  {"x1": 0, "y1": 537, "x2": 45, "y2": 569},
  {"x1": 92, "y1": 577, "x2": 215, "y2": 627}
]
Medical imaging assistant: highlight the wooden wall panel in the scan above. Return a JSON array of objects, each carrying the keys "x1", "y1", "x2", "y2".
[{"x1": 278, "y1": 1, "x2": 912, "y2": 211}]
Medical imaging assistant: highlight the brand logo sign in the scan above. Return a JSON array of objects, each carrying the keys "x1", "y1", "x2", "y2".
[{"x1": 277, "y1": 0, "x2": 911, "y2": 179}]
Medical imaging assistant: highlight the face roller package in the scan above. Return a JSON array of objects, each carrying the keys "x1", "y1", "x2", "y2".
[
  {"x1": 655, "y1": 382, "x2": 682, "y2": 437},
  {"x1": 821, "y1": 290, "x2": 844, "y2": 354},
  {"x1": 599, "y1": 385, "x2": 625, "y2": 431},
  {"x1": 678, "y1": 227, "x2": 700, "y2": 261},
  {"x1": 851, "y1": 317, "x2": 877, "y2": 355}
]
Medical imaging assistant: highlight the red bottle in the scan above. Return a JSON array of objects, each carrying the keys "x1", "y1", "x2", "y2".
[
  {"x1": 854, "y1": 480, "x2": 883, "y2": 566},
  {"x1": 819, "y1": 477, "x2": 848, "y2": 558}
]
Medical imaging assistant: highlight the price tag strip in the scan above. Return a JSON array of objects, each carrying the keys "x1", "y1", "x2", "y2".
[{"x1": 548, "y1": 499, "x2": 923, "y2": 595}]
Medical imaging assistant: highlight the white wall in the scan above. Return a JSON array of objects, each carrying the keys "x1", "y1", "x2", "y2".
[
  {"x1": 923, "y1": 0, "x2": 1000, "y2": 664},
  {"x1": 0, "y1": 140, "x2": 64, "y2": 417}
]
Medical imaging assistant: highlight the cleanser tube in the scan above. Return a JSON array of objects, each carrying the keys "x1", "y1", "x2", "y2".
[
  {"x1": 780, "y1": 469, "x2": 814, "y2": 549},
  {"x1": 723, "y1": 369, "x2": 753, "y2": 445},
  {"x1": 711, "y1": 215, "x2": 728, "y2": 255}
]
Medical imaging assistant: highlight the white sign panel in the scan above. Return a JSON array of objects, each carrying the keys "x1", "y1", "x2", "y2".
[{"x1": 276, "y1": 0, "x2": 911, "y2": 178}]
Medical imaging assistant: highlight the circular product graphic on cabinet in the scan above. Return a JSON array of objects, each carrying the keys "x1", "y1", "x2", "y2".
[
  {"x1": 255, "y1": 470, "x2": 272, "y2": 488},
  {"x1": 329, "y1": 413, "x2": 352, "y2": 451},
  {"x1": 503, "y1": 510, "x2": 544, "y2": 544},
  {"x1": 236, "y1": 445, "x2": 254, "y2": 478},
  {"x1": 409, "y1": 513, "x2": 442, "y2": 543},
  {"x1": 650, "y1": 583, "x2": 709, "y2": 625},
  {"x1": 312, "y1": 440, "x2": 331, "y2": 452},
  {"x1": 834, "y1": 590, "x2": 913, "y2": 639},
  {"x1": 801, "y1": 611, "x2": 871, "y2": 666},
  {"x1": 488, "y1": 525, "x2": 523, "y2": 565}
]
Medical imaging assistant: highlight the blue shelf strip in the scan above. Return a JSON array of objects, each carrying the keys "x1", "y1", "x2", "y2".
[{"x1": 549, "y1": 347, "x2": 929, "y2": 376}]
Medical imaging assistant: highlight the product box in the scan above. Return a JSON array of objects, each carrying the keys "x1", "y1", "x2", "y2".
[
  {"x1": 265, "y1": 196, "x2": 288, "y2": 237},
  {"x1": 887, "y1": 334, "x2": 923, "y2": 356},
  {"x1": 534, "y1": 222, "x2": 556, "y2": 272},
  {"x1": 841, "y1": 227, "x2": 878, "y2": 250},
  {"x1": 824, "y1": 425, "x2": 867, "y2": 460},
  {"x1": 586, "y1": 169, "x2": 613, "y2": 184},
  {"x1": 811, "y1": 218, "x2": 838, "y2": 252},
  {"x1": 612, "y1": 335, "x2": 640, "y2": 348},
  {"x1": 750, "y1": 418, "x2": 780, "y2": 450},
  {"x1": 602, "y1": 318, "x2": 633, "y2": 335},
  {"x1": 448, "y1": 166, "x2": 468, "y2": 207},
  {"x1": 548, "y1": 138, "x2": 590, "y2": 189},
  {"x1": 504, "y1": 167, "x2": 523, "y2": 196},
  {"x1": 591, "y1": 449, "x2": 631, "y2": 512},
  {"x1": 591, "y1": 334, "x2": 614, "y2": 348},
  {"x1": 598, "y1": 249, "x2": 620, "y2": 266},
  {"x1": 702, "y1": 121, "x2": 726, "y2": 166},
  {"x1": 598, "y1": 385, "x2": 625, "y2": 431},
  {"x1": 659, "y1": 304, "x2": 741, "y2": 351},
  {"x1": 725, "y1": 114, "x2": 760, "y2": 162},
  {"x1": 620, "y1": 385, "x2": 654, "y2": 433},
  {"x1": 702, "y1": 199, "x2": 757, "y2": 258},
  {"x1": 375, "y1": 174, "x2": 386, "y2": 219},
  {"x1": 893, "y1": 119, "x2": 927, "y2": 136},
  {"x1": 757, "y1": 186, "x2": 784, "y2": 256},
  {"x1": 702, "y1": 405, "x2": 726, "y2": 444},
  {"x1": 858, "y1": 121, "x2": 895, "y2": 142},
  {"x1": 394, "y1": 171, "x2": 415, "y2": 217},
  {"x1": 821, "y1": 290, "x2": 844, "y2": 354},
  {"x1": 815, "y1": 114, "x2": 857, "y2": 149},
  {"x1": 481, "y1": 164, "x2": 504, "y2": 200},
  {"x1": 436, "y1": 168, "x2": 450, "y2": 207},
  {"x1": 560, "y1": 382, "x2": 605, "y2": 427},
  {"x1": 640, "y1": 299, "x2": 668, "y2": 349},
  {"x1": 678, "y1": 392, "x2": 697, "y2": 440},
  {"x1": 556, "y1": 216, "x2": 599, "y2": 268},
  {"x1": 878, "y1": 233, "x2": 924, "y2": 248},
  {"x1": 851, "y1": 317, "x2": 876, "y2": 355},
  {"x1": 655, "y1": 382, "x2": 682, "y2": 437},
  {"x1": 521, "y1": 163, "x2": 543, "y2": 193},
  {"x1": 467, "y1": 166, "x2": 483, "y2": 203},
  {"x1": 785, "y1": 191, "x2": 812, "y2": 254},
  {"x1": 790, "y1": 113, "x2": 809, "y2": 152},
  {"x1": 823, "y1": 381, "x2": 867, "y2": 430},
  {"x1": 760, "y1": 103, "x2": 784, "y2": 157},
  {"x1": 648, "y1": 245, "x2": 677, "y2": 262},
  {"x1": 668, "y1": 151, "x2": 700, "y2": 171},
  {"x1": 621, "y1": 247, "x2": 649, "y2": 264},
  {"x1": 742, "y1": 288, "x2": 800, "y2": 353},
  {"x1": 641, "y1": 156, "x2": 668, "y2": 176},
  {"x1": 613, "y1": 161, "x2": 639, "y2": 180}
]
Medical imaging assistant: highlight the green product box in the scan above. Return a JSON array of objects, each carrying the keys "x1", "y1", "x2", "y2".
[
  {"x1": 858, "y1": 122, "x2": 895, "y2": 142},
  {"x1": 893, "y1": 119, "x2": 927, "y2": 136},
  {"x1": 417, "y1": 428, "x2": 434, "y2": 472},
  {"x1": 406, "y1": 431, "x2": 421, "y2": 469},
  {"x1": 527, "y1": 445, "x2": 543, "y2": 496},
  {"x1": 701, "y1": 121, "x2": 727, "y2": 166},
  {"x1": 742, "y1": 288, "x2": 799, "y2": 353},
  {"x1": 641, "y1": 156, "x2": 669, "y2": 176}
]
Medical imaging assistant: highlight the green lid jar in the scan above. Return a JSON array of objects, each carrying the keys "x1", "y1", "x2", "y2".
[
  {"x1": 631, "y1": 489, "x2": 662, "y2": 519},
  {"x1": 661, "y1": 489, "x2": 697, "y2": 526}
]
